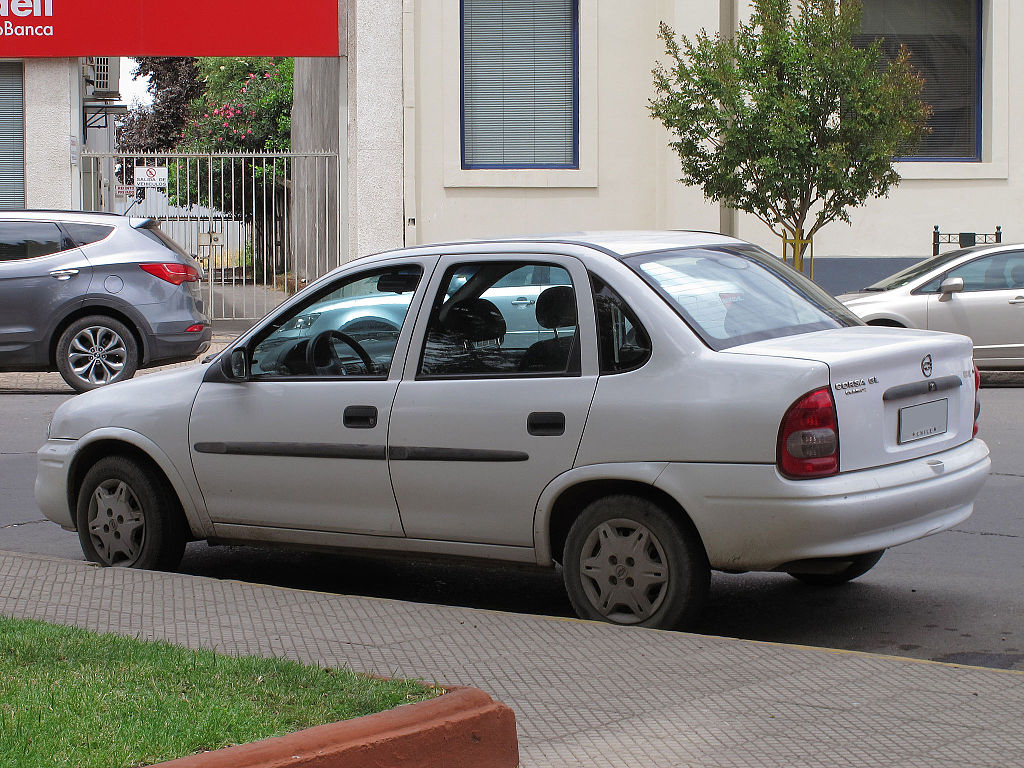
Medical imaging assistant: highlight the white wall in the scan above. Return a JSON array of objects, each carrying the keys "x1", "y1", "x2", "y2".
[
  {"x1": 399, "y1": 0, "x2": 1018, "y2": 260},
  {"x1": 23, "y1": 58, "x2": 79, "y2": 208}
]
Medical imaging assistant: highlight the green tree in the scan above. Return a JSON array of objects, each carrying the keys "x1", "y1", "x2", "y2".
[
  {"x1": 650, "y1": 0, "x2": 930, "y2": 259},
  {"x1": 179, "y1": 57, "x2": 293, "y2": 152}
]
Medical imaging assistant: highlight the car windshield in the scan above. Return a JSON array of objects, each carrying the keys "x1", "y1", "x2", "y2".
[
  {"x1": 626, "y1": 245, "x2": 861, "y2": 351},
  {"x1": 863, "y1": 246, "x2": 989, "y2": 292}
]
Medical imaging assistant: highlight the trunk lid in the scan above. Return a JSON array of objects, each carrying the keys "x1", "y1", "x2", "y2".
[{"x1": 725, "y1": 326, "x2": 977, "y2": 472}]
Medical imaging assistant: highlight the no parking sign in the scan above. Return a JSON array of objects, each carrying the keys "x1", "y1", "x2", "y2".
[{"x1": 134, "y1": 166, "x2": 167, "y2": 189}]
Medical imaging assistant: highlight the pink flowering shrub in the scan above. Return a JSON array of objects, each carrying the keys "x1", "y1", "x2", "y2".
[{"x1": 178, "y1": 57, "x2": 293, "y2": 153}]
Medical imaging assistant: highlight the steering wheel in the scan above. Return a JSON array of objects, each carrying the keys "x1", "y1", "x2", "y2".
[{"x1": 305, "y1": 330, "x2": 376, "y2": 376}]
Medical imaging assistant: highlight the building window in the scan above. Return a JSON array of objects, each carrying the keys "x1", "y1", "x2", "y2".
[
  {"x1": 857, "y1": 0, "x2": 982, "y2": 161},
  {"x1": 461, "y1": 0, "x2": 578, "y2": 169},
  {"x1": 0, "y1": 62, "x2": 26, "y2": 209}
]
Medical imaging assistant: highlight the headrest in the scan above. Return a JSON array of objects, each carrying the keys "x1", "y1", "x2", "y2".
[
  {"x1": 535, "y1": 286, "x2": 577, "y2": 329},
  {"x1": 444, "y1": 298, "x2": 506, "y2": 342},
  {"x1": 1010, "y1": 264, "x2": 1024, "y2": 287}
]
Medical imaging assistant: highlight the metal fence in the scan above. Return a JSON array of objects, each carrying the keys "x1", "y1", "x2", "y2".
[{"x1": 80, "y1": 152, "x2": 340, "y2": 321}]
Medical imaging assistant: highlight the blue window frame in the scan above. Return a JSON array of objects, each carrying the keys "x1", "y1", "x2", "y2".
[
  {"x1": 461, "y1": 0, "x2": 579, "y2": 170},
  {"x1": 857, "y1": 0, "x2": 983, "y2": 162}
]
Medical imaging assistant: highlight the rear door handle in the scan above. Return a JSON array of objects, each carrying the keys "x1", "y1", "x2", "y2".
[
  {"x1": 511, "y1": 297, "x2": 535, "y2": 306},
  {"x1": 1009, "y1": 297, "x2": 1024, "y2": 305},
  {"x1": 49, "y1": 269, "x2": 79, "y2": 280},
  {"x1": 528, "y1": 411, "x2": 565, "y2": 436},
  {"x1": 343, "y1": 405, "x2": 378, "y2": 429}
]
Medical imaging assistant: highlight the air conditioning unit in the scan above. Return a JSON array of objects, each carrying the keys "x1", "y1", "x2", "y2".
[{"x1": 92, "y1": 57, "x2": 120, "y2": 98}]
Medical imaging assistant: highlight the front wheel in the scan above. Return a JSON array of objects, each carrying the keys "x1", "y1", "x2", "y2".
[
  {"x1": 788, "y1": 550, "x2": 885, "y2": 586},
  {"x1": 56, "y1": 315, "x2": 139, "y2": 392},
  {"x1": 562, "y1": 495, "x2": 709, "y2": 630},
  {"x1": 76, "y1": 456, "x2": 186, "y2": 571}
]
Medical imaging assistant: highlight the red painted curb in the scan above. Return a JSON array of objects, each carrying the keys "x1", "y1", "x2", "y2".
[{"x1": 152, "y1": 686, "x2": 519, "y2": 768}]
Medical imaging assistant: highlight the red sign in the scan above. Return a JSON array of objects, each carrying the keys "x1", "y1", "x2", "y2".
[{"x1": 0, "y1": 0, "x2": 339, "y2": 56}]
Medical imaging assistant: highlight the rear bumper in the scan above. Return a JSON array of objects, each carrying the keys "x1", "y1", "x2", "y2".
[
  {"x1": 145, "y1": 324, "x2": 213, "y2": 367},
  {"x1": 654, "y1": 439, "x2": 991, "y2": 571}
]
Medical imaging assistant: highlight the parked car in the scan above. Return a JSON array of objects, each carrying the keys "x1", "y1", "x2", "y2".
[
  {"x1": 0, "y1": 210, "x2": 212, "y2": 392},
  {"x1": 36, "y1": 231, "x2": 990, "y2": 629},
  {"x1": 840, "y1": 243, "x2": 1024, "y2": 369}
]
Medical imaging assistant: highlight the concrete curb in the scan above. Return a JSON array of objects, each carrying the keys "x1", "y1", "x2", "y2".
[{"x1": 152, "y1": 686, "x2": 519, "y2": 768}]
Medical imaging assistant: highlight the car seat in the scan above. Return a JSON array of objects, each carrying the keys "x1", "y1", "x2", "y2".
[
  {"x1": 1010, "y1": 264, "x2": 1024, "y2": 289},
  {"x1": 421, "y1": 298, "x2": 507, "y2": 375},
  {"x1": 519, "y1": 286, "x2": 578, "y2": 373}
]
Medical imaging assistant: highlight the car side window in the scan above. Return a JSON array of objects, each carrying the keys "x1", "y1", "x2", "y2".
[
  {"x1": 945, "y1": 252, "x2": 1024, "y2": 292},
  {"x1": 250, "y1": 265, "x2": 422, "y2": 379},
  {"x1": 64, "y1": 223, "x2": 114, "y2": 247},
  {"x1": 591, "y1": 275, "x2": 651, "y2": 374},
  {"x1": 418, "y1": 261, "x2": 580, "y2": 377},
  {"x1": 0, "y1": 222, "x2": 65, "y2": 262}
]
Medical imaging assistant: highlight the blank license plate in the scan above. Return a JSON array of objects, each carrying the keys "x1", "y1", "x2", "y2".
[{"x1": 898, "y1": 399, "x2": 948, "y2": 444}]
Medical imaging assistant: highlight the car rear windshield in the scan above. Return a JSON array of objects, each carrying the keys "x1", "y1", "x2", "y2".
[
  {"x1": 625, "y1": 245, "x2": 862, "y2": 351},
  {"x1": 136, "y1": 223, "x2": 190, "y2": 259}
]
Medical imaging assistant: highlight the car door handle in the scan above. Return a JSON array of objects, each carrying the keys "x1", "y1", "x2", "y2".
[
  {"x1": 1009, "y1": 297, "x2": 1024, "y2": 305},
  {"x1": 511, "y1": 297, "x2": 535, "y2": 306},
  {"x1": 528, "y1": 411, "x2": 565, "y2": 436},
  {"x1": 343, "y1": 405, "x2": 378, "y2": 429},
  {"x1": 49, "y1": 269, "x2": 79, "y2": 280}
]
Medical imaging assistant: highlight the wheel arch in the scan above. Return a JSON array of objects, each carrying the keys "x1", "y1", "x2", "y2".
[
  {"x1": 864, "y1": 317, "x2": 908, "y2": 328},
  {"x1": 67, "y1": 431, "x2": 209, "y2": 539},
  {"x1": 535, "y1": 464, "x2": 708, "y2": 567},
  {"x1": 49, "y1": 303, "x2": 150, "y2": 369}
]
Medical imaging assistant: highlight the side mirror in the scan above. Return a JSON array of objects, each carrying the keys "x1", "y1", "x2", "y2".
[
  {"x1": 222, "y1": 347, "x2": 250, "y2": 381},
  {"x1": 940, "y1": 277, "x2": 965, "y2": 295}
]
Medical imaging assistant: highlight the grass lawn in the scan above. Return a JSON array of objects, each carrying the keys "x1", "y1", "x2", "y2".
[{"x1": 0, "y1": 616, "x2": 439, "y2": 768}]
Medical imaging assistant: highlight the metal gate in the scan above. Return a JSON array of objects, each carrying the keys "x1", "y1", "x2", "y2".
[{"x1": 80, "y1": 152, "x2": 340, "y2": 321}]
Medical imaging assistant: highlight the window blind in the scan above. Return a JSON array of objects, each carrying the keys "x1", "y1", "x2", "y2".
[
  {"x1": 856, "y1": 0, "x2": 980, "y2": 160},
  {"x1": 462, "y1": 0, "x2": 577, "y2": 168},
  {"x1": 0, "y1": 62, "x2": 26, "y2": 208}
]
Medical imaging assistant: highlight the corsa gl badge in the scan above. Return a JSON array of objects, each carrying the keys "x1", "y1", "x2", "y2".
[{"x1": 921, "y1": 354, "x2": 933, "y2": 378}]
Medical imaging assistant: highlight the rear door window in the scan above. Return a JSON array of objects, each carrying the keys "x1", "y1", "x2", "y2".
[{"x1": 0, "y1": 222, "x2": 65, "y2": 262}]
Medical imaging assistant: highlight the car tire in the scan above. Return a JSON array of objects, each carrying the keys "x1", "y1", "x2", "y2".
[
  {"x1": 76, "y1": 456, "x2": 186, "y2": 571},
  {"x1": 562, "y1": 495, "x2": 710, "y2": 630},
  {"x1": 788, "y1": 550, "x2": 885, "y2": 586},
  {"x1": 56, "y1": 315, "x2": 139, "y2": 392}
]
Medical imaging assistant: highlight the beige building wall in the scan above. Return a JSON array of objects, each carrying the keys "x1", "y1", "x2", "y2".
[
  {"x1": 405, "y1": 0, "x2": 720, "y2": 249},
  {"x1": 402, "y1": 0, "x2": 1017, "y2": 261},
  {"x1": 23, "y1": 57, "x2": 80, "y2": 209}
]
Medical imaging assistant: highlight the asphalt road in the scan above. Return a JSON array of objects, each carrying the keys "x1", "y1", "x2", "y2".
[{"x1": 2, "y1": 386, "x2": 1022, "y2": 670}]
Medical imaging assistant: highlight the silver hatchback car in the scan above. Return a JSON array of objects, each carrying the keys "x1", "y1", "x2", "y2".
[
  {"x1": 840, "y1": 244, "x2": 1024, "y2": 369},
  {"x1": 0, "y1": 210, "x2": 212, "y2": 391}
]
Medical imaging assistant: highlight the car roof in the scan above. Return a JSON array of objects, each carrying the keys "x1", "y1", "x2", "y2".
[
  {"x1": 358, "y1": 230, "x2": 748, "y2": 263},
  {"x1": 0, "y1": 210, "x2": 130, "y2": 223}
]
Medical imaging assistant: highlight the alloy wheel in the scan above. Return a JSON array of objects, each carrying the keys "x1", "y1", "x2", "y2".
[{"x1": 67, "y1": 325, "x2": 128, "y2": 386}]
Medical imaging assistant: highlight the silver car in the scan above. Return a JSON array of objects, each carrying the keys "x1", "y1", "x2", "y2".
[
  {"x1": 840, "y1": 244, "x2": 1024, "y2": 369},
  {"x1": 37, "y1": 232, "x2": 989, "y2": 630},
  {"x1": 0, "y1": 210, "x2": 212, "y2": 391}
]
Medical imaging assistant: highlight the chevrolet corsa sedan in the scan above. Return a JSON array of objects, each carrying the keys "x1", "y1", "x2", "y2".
[{"x1": 36, "y1": 232, "x2": 991, "y2": 629}]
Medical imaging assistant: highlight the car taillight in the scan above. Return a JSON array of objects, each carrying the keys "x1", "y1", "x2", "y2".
[
  {"x1": 140, "y1": 263, "x2": 200, "y2": 285},
  {"x1": 778, "y1": 387, "x2": 839, "y2": 479},
  {"x1": 973, "y1": 367, "x2": 981, "y2": 437},
  {"x1": 185, "y1": 324, "x2": 205, "y2": 333}
]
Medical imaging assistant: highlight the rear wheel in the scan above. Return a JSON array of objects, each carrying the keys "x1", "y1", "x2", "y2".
[
  {"x1": 562, "y1": 495, "x2": 709, "y2": 630},
  {"x1": 56, "y1": 315, "x2": 139, "y2": 392},
  {"x1": 788, "y1": 550, "x2": 885, "y2": 586},
  {"x1": 76, "y1": 456, "x2": 186, "y2": 571}
]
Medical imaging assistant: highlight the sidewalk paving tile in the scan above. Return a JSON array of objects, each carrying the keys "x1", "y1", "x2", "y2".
[{"x1": 2, "y1": 551, "x2": 1023, "y2": 767}]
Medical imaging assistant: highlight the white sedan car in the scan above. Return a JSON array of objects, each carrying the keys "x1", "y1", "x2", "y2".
[
  {"x1": 36, "y1": 232, "x2": 991, "y2": 629},
  {"x1": 840, "y1": 243, "x2": 1024, "y2": 369}
]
